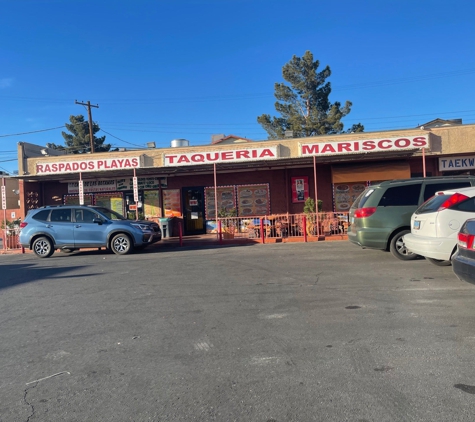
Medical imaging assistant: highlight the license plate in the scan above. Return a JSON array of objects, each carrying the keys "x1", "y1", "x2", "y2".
[{"x1": 413, "y1": 220, "x2": 420, "y2": 230}]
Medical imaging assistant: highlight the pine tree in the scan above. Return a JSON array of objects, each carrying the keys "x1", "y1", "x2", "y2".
[
  {"x1": 257, "y1": 51, "x2": 364, "y2": 139},
  {"x1": 48, "y1": 115, "x2": 111, "y2": 153}
]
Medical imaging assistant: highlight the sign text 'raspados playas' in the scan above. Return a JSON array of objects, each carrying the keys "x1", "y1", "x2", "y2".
[{"x1": 36, "y1": 157, "x2": 141, "y2": 175}]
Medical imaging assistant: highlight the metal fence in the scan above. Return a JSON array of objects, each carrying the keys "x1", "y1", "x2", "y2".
[
  {"x1": 216, "y1": 212, "x2": 349, "y2": 241},
  {"x1": 1, "y1": 226, "x2": 22, "y2": 252}
]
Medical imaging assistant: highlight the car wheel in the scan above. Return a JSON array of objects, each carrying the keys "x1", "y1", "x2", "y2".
[
  {"x1": 389, "y1": 230, "x2": 418, "y2": 261},
  {"x1": 111, "y1": 233, "x2": 133, "y2": 255},
  {"x1": 426, "y1": 257, "x2": 451, "y2": 266},
  {"x1": 32, "y1": 236, "x2": 54, "y2": 258}
]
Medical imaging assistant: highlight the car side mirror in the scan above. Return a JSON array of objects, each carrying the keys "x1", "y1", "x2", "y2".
[{"x1": 93, "y1": 218, "x2": 103, "y2": 225}]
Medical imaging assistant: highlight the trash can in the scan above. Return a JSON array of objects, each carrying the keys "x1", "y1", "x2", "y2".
[{"x1": 159, "y1": 218, "x2": 171, "y2": 238}]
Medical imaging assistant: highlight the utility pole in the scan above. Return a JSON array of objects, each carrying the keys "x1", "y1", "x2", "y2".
[{"x1": 75, "y1": 100, "x2": 99, "y2": 153}]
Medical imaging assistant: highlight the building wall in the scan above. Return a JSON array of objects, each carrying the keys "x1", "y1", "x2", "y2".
[{"x1": 22, "y1": 124, "x2": 475, "y2": 177}]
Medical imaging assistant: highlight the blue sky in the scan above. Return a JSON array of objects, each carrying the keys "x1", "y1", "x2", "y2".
[{"x1": 1, "y1": 0, "x2": 474, "y2": 174}]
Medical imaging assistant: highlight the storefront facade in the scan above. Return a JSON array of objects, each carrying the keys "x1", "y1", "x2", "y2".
[{"x1": 16, "y1": 124, "x2": 475, "y2": 235}]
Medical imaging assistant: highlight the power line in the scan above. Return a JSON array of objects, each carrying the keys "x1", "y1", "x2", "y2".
[
  {"x1": 100, "y1": 129, "x2": 147, "y2": 148},
  {"x1": 2, "y1": 66, "x2": 475, "y2": 105},
  {"x1": 0, "y1": 126, "x2": 65, "y2": 138}
]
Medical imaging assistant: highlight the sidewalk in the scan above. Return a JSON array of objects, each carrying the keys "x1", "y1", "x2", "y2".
[{"x1": 1, "y1": 233, "x2": 348, "y2": 255}]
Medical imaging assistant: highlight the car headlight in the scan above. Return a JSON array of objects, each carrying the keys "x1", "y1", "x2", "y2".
[{"x1": 131, "y1": 223, "x2": 150, "y2": 231}]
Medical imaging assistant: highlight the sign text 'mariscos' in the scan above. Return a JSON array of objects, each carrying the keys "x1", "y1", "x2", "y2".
[
  {"x1": 164, "y1": 147, "x2": 278, "y2": 167},
  {"x1": 300, "y1": 136, "x2": 428, "y2": 156}
]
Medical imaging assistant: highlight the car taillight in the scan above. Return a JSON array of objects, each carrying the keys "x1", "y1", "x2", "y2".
[
  {"x1": 458, "y1": 232, "x2": 475, "y2": 249},
  {"x1": 438, "y1": 193, "x2": 470, "y2": 211},
  {"x1": 354, "y1": 207, "x2": 377, "y2": 218},
  {"x1": 20, "y1": 222, "x2": 28, "y2": 228}
]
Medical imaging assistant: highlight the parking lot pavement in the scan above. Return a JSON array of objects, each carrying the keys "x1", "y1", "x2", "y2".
[{"x1": 2, "y1": 242, "x2": 475, "y2": 421}]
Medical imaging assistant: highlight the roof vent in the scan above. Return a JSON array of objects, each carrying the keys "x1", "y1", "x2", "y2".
[{"x1": 171, "y1": 139, "x2": 190, "y2": 148}]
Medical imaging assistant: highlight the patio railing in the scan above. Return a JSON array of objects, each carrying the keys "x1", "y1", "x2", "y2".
[
  {"x1": 216, "y1": 212, "x2": 349, "y2": 241},
  {"x1": 1, "y1": 226, "x2": 22, "y2": 252}
]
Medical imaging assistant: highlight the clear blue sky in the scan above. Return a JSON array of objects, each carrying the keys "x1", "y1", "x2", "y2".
[{"x1": 1, "y1": 0, "x2": 474, "y2": 174}]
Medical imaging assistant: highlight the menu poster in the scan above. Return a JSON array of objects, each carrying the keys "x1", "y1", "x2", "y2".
[
  {"x1": 95, "y1": 193, "x2": 125, "y2": 215},
  {"x1": 333, "y1": 182, "x2": 367, "y2": 211},
  {"x1": 204, "y1": 186, "x2": 236, "y2": 219},
  {"x1": 64, "y1": 194, "x2": 93, "y2": 205},
  {"x1": 291, "y1": 177, "x2": 309, "y2": 203},
  {"x1": 163, "y1": 189, "x2": 182, "y2": 217},
  {"x1": 237, "y1": 184, "x2": 269, "y2": 216},
  {"x1": 144, "y1": 190, "x2": 161, "y2": 218}
]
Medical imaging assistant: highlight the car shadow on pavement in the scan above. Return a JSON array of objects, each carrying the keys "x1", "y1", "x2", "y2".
[{"x1": 1, "y1": 262, "x2": 102, "y2": 291}]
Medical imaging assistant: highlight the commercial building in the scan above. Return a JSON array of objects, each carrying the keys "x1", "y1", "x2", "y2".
[{"x1": 15, "y1": 122, "x2": 475, "y2": 235}]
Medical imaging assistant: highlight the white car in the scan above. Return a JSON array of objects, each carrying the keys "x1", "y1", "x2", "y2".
[{"x1": 404, "y1": 186, "x2": 475, "y2": 266}]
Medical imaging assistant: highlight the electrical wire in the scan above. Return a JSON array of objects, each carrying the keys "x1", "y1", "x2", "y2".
[
  {"x1": 1, "y1": 66, "x2": 474, "y2": 105},
  {"x1": 0, "y1": 126, "x2": 65, "y2": 138}
]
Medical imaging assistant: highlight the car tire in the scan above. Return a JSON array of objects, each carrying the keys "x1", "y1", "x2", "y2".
[
  {"x1": 426, "y1": 257, "x2": 452, "y2": 266},
  {"x1": 111, "y1": 233, "x2": 133, "y2": 255},
  {"x1": 32, "y1": 236, "x2": 54, "y2": 258},
  {"x1": 389, "y1": 230, "x2": 418, "y2": 261}
]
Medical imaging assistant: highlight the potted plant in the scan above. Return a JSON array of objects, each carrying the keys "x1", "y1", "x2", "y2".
[
  {"x1": 303, "y1": 197, "x2": 322, "y2": 236},
  {"x1": 218, "y1": 207, "x2": 237, "y2": 239}
]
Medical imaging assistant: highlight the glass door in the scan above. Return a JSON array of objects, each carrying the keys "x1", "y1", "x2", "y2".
[{"x1": 182, "y1": 187, "x2": 205, "y2": 235}]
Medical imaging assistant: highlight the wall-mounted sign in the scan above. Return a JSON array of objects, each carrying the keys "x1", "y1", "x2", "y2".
[
  {"x1": 164, "y1": 147, "x2": 279, "y2": 167},
  {"x1": 36, "y1": 157, "x2": 142, "y2": 175},
  {"x1": 300, "y1": 136, "x2": 428, "y2": 157},
  {"x1": 78, "y1": 180, "x2": 84, "y2": 205},
  {"x1": 204, "y1": 186, "x2": 236, "y2": 219},
  {"x1": 291, "y1": 177, "x2": 308, "y2": 203},
  {"x1": 68, "y1": 180, "x2": 117, "y2": 193},
  {"x1": 1, "y1": 185, "x2": 6, "y2": 210},
  {"x1": 237, "y1": 184, "x2": 269, "y2": 217},
  {"x1": 133, "y1": 177, "x2": 138, "y2": 202},
  {"x1": 68, "y1": 177, "x2": 167, "y2": 193},
  {"x1": 163, "y1": 189, "x2": 181, "y2": 217},
  {"x1": 439, "y1": 156, "x2": 475, "y2": 171},
  {"x1": 116, "y1": 177, "x2": 167, "y2": 191}
]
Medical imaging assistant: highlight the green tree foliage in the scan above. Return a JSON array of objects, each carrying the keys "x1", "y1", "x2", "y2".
[
  {"x1": 48, "y1": 115, "x2": 111, "y2": 153},
  {"x1": 257, "y1": 51, "x2": 364, "y2": 139}
]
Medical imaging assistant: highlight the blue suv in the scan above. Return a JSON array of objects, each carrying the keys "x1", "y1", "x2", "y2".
[{"x1": 19, "y1": 205, "x2": 161, "y2": 258}]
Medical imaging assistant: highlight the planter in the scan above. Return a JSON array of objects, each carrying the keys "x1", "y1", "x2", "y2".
[{"x1": 222, "y1": 232, "x2": 235, "y2": 240}]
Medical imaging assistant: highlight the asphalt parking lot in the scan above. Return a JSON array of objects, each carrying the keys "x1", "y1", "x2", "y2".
[{"x1": 1, "y1": 241, "x2": 475, "y2": 421}]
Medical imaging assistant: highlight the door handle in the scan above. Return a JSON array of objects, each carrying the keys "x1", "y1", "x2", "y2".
[{"x1": 75, "y1": 225, "x2": 82, "y2": 228}]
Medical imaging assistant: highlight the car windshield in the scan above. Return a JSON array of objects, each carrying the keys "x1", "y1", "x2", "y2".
[{"x1": 94, "y1": 207, "x2": 127, "y2": 220}]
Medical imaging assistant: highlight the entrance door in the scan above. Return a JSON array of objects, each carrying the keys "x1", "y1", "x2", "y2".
[{"x1": 182, "y1": 187, "x2": 206, "y2": 235}]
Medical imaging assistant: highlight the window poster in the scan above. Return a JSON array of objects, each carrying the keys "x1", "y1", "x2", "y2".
[
  {"x1": 143, "y1": 190, "x2": 161, "y2": 218},
  {"x1": 95, "y1": 193, "x2": 125, "y2": 215},
  {"x1": 333, "y1": 182, "x2": 367, "y2": 211},
  {"x1": 237, "y1": 184, "x2": 269, "y2": 216},
  {"x1": 64, "y1": 194, "x2": 93, "y2": 205},
  {"x1": 291, "y1": 177, "x2": 309, "y2": 203},
  {"x1": 204, "y1": 186, "x2": 236, "y2": 219},
  {"x1": 163, "y1": 189, "x2": 182, "y2": 217}
]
